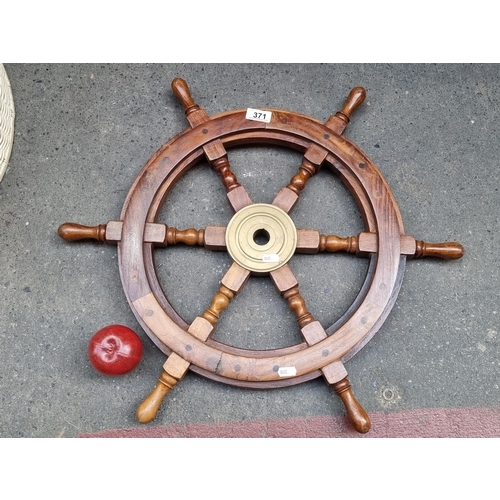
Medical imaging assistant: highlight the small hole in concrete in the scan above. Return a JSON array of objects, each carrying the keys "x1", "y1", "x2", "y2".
[{"x1": 382, "y1": 388, "x2": 394, "y2": 401}]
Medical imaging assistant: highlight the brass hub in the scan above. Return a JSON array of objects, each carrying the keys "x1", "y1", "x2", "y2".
[{"x1": 225, "y1": 203, "x2": 297, "y2": 274}]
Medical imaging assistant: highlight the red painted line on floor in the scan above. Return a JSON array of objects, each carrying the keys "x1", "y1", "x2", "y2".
[{"x1": 78, "y1": 406, "x2": 500, "y2": 438}]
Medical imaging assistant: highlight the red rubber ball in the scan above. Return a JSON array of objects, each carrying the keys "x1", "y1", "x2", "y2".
[{"x1": 88, "y1": 324, "x2": 143, "y2": 375}]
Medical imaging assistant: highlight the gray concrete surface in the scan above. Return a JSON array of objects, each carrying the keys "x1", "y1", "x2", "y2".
[{"x1": 0, "y1": 63, "x2": 498, "y2": 438}]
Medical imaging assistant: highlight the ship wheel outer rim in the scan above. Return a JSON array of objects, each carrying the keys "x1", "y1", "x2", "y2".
[{"x1": 118, "y1": 108, "x2": 404, "y2": 387}]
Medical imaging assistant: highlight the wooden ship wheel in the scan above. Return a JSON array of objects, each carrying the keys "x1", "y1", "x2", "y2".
[{"x1": 58, "y1": 78, "x2": 464, "y2": 433}]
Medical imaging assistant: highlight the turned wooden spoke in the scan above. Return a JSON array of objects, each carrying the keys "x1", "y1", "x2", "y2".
[
  {"x1": 273, "y1": 87, "x2": 366, "y2": 213},
  {"x1": 284, "y1": 288, "x2": 315, "y2": 328},
  {"x1": 319, "y1": 234, "x2": 359, "y2": 254},
  {"x1": 158, "y1": 224, "x2": 227, "y2": 250},
  {"x1": 172, "y1": 78, "x2": 252, "y2": 212},
  {"x1": 202, "y1": 285, "x2": 235, "y2": 325},
  {"x1": 202, "y1": 262, "x2": 250, "y2": 325},
  {"x1": 272, "y1": 145, "x2": 326, "y2": 213},
  {"x1": 295, "y1": 230, "x2": 364, "y2": 255},
  {"x1": 287, "y1": 159, "x2": 317, "y2": 196},
  {"x1": 165, "y1": 227, "x2": 205, "y2": 246},
  {"x1": 211, "y1": 156, "x2": 239, "y2": 192},
  {"x1": 270, "y1": 264, "x2": 315, "y2": 328}
]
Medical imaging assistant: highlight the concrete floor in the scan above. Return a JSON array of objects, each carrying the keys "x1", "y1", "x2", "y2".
[{"x1": 0, "y1": 63, "x2": 499, "y2": 438}]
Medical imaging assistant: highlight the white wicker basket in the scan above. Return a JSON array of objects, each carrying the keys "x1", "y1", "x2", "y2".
[{"x1": 0, "y1": 64, "x2": 15, "y2": 182}]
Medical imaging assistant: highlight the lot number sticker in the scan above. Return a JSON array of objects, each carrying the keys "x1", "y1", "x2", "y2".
[
  {"x1": 278, "y1": 367, "x2": 297, "y2": 377},
  {"x1": 246, "y1": 108, "x2": 272, "y2": 123}
]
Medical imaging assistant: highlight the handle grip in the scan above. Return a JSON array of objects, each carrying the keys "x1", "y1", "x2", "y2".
[
  {"x1": 333, "y1": 377, "x2": 371, "y2": 433},
  {"x1": 58, "y1": 222, "x2": 106, "y2": 242},
  {"x1": 414, "y1": 240, "x2": 464, "y2": 259},
  {"x1": 171, "y1": 77, "x2": 197, "y2": 112},
  {"x1": 339, "y1": 87, "x2": 366, "y2": 121},
  {"x1": 136, "y1": 370, "x2": 177, "y2": 424}
]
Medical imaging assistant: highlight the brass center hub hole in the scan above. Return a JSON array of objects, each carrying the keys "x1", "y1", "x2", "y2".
[
  {"x1": 253, "y1": 229, "x2": 271, "y2": 246},
  {"x1": 225, "y1": 203, "x2": 297, "y2": 274}
]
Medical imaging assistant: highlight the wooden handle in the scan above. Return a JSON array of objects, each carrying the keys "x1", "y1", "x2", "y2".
[
  {"x1": 58, "y1": 222, "x2": 106, "y2": 242},
  {"x1": 333, "y1": 377, "x2": 371, "y2": 434},
  {"x1": 414, "y1": 240, "x2": 464, "y2": 259},
  {"x1": 171, "y1": 78, "x2": 197, "y2": 112},
  {"x1": 339, "y1": 87, "x2": 366, "y2": 121},
  {"x1": 136, "y1": 370, "x2": 177, "y2": 424}
]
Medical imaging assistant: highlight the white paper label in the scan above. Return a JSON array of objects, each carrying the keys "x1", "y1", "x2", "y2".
[
  {"x1": 246, "y1": 108, "x2": 272, "y2": 123},
  {"x1": 262, "y1": 254, "x2": 280, "y2": 263},
  {"x1": 278, "y1": 366, "x2": 297, "y2": 377}
]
